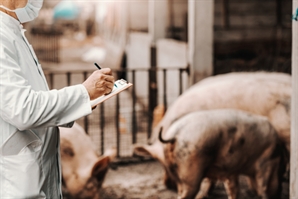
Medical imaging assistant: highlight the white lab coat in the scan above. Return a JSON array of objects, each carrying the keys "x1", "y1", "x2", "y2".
[{"x1": 0, "y1": 12, "x2": 92, "y2": 198}]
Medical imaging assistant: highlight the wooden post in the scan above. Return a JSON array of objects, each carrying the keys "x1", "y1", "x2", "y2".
[
  {"x1": 291, "y1": 1, "x2": 298, "y2": 197},
  {"x1": 119, "y1": 1, "x2": 128, "y2": 47},
  {"x1": 188, "y1": 0, "x2": 214, "y2": 85},
  {"x1": 148, "y1": 0, "x2": 169, "y2": 41}
]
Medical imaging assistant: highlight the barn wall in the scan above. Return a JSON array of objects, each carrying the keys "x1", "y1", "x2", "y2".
[
  {"x1": 128, "y1": 1, "x2": 148, "y2": 32},
  {"x1": 97, "y1": 0, "x2": 292, "y2": 75},
  {"x1": 166, "y1": 0, "x2": 292, "y2": 75},
  {"x1": 213, "y1": 0, "x2": 292, "y2": 75}
]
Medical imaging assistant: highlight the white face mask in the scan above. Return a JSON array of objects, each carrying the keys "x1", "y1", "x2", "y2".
[{"x1": 0, "y1": 0, "x2": 43, "y2": 23}]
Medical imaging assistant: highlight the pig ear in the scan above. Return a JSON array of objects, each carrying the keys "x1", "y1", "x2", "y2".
[
  {"x1": 91, "y1": 156, "x2": 110, "y2": 181},
  {"x1": 134, "y1": 143, "x2": 166, "y2": 164},
  {"x1": 133, "y1": 143, "x2": 165, "y2": 163},
  {"x1": 133, "y1": 144, "x2": 153, "y2": 157}
]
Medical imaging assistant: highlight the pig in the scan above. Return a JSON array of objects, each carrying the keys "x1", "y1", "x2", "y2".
[
  {"x1": 134, "y1": 71, "x2": 291, "y2": 196},
  {"x1": 59, "y1": 123, "x2": 116, "y2": 199},
  {"x1": 150, "y1": 72, "x2": 291, "y2": 151},
  {"x1": 158, "y1": 109, "x2": 287, "y2": 199}
]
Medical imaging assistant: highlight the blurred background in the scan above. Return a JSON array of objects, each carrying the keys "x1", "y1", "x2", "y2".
[{"x1": 22, "y1": 0, "x2": 293, "y2": 197}]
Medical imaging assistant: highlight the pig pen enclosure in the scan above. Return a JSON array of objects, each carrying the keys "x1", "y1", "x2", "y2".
[
  {"x1": 44, "y1": 67, "x2": 290, "y2": 199},
  {"x1": 34, "y1": 0, "x2": 293, "y2": 195}
]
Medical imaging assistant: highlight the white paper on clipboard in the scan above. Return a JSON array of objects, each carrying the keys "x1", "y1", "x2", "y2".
[{"x1": 90, "y1": 79, "x2": 133, "y2": 107}]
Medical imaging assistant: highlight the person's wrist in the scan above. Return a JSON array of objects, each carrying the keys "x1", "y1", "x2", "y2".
[{"x1": 82, "y1": 83, "x2": 94, "y2": 100}]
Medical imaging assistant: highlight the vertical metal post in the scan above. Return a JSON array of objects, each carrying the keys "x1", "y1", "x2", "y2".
[
  {"x1": 290, "y1": 2, "x2": 298, "y2": 197},
  {"x1": 179, "y1": 69, "x2": 183, "y2": 95},
  {"x1": 131, "y1": 70, "x2": 137, "y2": 144},
  {"x1": 66, "y1": 72, "x2": 71, "y2": 86},
  {"x1": 115, "y1": 94, "x2": 120, "y2": 158},
  {"x1": 100, "y1": 103, "x2": 105, "y2": 155},
  {"x1": 49, "y1": 73, "x2": 54, "y2": 90},
  {"x1": 163, "y1": 69, "x2": 167, "y2": 111},
  {"x1": 148, "y1": 46, "x2": 158, "y2": 139},
  {"x1": 83, "y1": 71, "x2": 89, "y2": 134}
]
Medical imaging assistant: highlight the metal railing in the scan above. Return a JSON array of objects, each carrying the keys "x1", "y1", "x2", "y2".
[{"x1": 44, "y1": 67, "x2": 189, "y2": 160}]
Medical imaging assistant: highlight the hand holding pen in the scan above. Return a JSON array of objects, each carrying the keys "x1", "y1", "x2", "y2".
[
  {"x1": 94, "y1": 63, "x2": 117, "y2": 88},
  {"x1": 82, "y1": 63, "x2": 115, "y2": 100}
]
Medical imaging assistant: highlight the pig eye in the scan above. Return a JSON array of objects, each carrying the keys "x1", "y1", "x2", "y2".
[
  {"x1": 62, "y1": 146, "x2": 75, "y2": 157},
  {"x1": 60, "y1": 140, "x2": 75, "y2": 157}
]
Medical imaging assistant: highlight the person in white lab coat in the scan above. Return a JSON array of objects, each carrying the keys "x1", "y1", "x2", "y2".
[{"x1": 0, "y1": 0, "x2": 114, "y2": 198}]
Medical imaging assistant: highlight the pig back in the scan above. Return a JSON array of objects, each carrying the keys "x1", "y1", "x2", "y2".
[
  {"x1": 151, "y1": 72, "x2": 291, "y2": 149},
  {"x1": 164, "y1": 109, "x2": 278, "y2": 171}
]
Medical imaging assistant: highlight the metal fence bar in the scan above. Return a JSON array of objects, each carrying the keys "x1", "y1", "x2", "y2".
[
  {"x1": 115, "y1": 94, "x2": 120, "y2": 157},
  {"x1": 147, "y1": 70, "x2": 153, "y2": 139},
  {"x1": 163, "y1": 69, "x2": 168, "y2": 111},
  {"x1": 131, "y1": 70, "x2": 137, "y2": 144},
  {"x1": 49, "y1": 73, "x2": 54, "y2": 90},
  {"x1": 179, "y1": 69, "x2": 183, "y2": 95},
  {"x1": 66, "y1": 72, "x2": 71, "y2": 86},
  {"x1": 83, "y1": 71, "x2": 89, "y2": 134},
  {"x1": 100, "y1": 103, "x2": 105, "y2": 155},
  {"x1": 44, "y1": 66, "x2": 188, "y2": 75}
]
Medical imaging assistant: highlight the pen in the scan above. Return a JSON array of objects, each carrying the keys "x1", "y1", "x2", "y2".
[
  {"x1": 94, "y1": 63, "x2": 101, "y2": 70},
  {"x1": 94, "y1": 63, "x2": 117, "y2": 88}
]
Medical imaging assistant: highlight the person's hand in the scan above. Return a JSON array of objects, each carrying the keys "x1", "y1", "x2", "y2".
[{"x1": 82, "y1": 68, "x2": 115, "y2": 100}]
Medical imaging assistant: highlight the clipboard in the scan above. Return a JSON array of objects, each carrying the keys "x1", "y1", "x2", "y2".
[{"x1": 90, "y1": 79, "x2": 133, "y2": 107}]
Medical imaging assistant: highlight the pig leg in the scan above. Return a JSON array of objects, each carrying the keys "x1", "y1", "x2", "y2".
[
  {"x1": 177, "y1": 176, "x2": 204, "y2": 199},
  {"x1": 177, "y1": 168, "x2": 204, "y2": 199},
  {"x1": 223, "y1": 176, "x2": 238, "y2": 199},
  {"x1": 254, "y1": 172, "x2": 269, "y2": 199},
  {"x1": 195, "y1": 178, "x2": 213, "y2": 198},
  {"x1": 266, "y1": 158, "x2": 283, "y2": 199},
  {"x1": 245, "y1": 176, "x2": 259, "y2": 197},
  {"x1": 254, "y1": 159, "x2": 279, "y2": 199},
  {"x1": 253, "y1": 157, "x2": 283, "y2": 199},
  {"x1": 164, "y1": 170, "x2": 177, "y2": 191},
  {"x1": 176, "y1": 160, "x2": 210, "y2": 199}
]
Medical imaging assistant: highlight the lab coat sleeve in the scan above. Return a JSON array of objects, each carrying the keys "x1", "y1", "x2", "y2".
[
  {"x1": 0, "y1": 37, "x2": 92, "y2": 131},
  {"x1": 58, "y1": 121, "x2": 75, "y2": 128}
]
